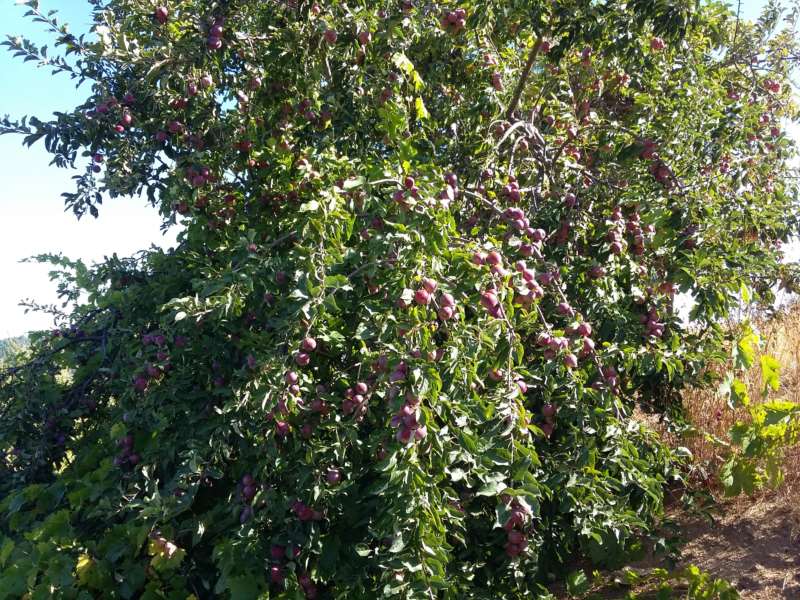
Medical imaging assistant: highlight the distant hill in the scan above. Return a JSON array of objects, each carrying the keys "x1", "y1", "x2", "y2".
[{"x1": 0, "y1": 335, "x2": 28, "y2": 361}]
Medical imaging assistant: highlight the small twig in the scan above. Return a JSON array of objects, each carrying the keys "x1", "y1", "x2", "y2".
[
  {"x1": 535, "y1": 304, "x2": 552, "y2": 329},
  {"x1": 368, "y1": 178, "x2": 401, "y2": 187},
  {"x1": 265, "y1": 230, "x2": 297, "y2": 250},
  {"x1": 461, "y1": 188, "x2": 505, "y2": 218},
  {"x1": 732, "y1": 0, "x2": 743, "y2": 55}
]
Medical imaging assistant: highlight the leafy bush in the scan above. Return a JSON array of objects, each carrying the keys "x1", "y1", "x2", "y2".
[
  {"x1": 603, "y1": 564, "x2": 740, "y2": 600},
  {"x1": 0, "y1": 0, "x2": 798, "y2": 598},
  {"x1": 716, "y1": 324, "x2": 800, "y2": 495}
]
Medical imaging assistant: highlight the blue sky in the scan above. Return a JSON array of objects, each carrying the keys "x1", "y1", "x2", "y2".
[
  {"x1": 0, "y1": 0, "x2": 794, "y2": 336},
  {"x1": 0, "y1": 1, "x2": 177, "y2": 336}
]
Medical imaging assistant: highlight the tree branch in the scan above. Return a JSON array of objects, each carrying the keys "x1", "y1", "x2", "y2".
[{"x1": 505, "y1": 37, "x2": 543, "y2": 121}]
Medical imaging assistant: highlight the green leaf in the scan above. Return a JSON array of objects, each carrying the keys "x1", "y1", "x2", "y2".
[
  {"x1": 739, "y1": 282, "x2": 751, "y2": 303},
  {"x1": 343, "y1": 177, "x2": 364, "y2": 190},
  {"x1": 734, "y1": 330, "x2": 758, "y2": 370},
  {"x1": 476, "y1": 479, "x2": 507, "y2": 497},
  {"x1": 392, "y1": 53, "x2": 424, "y2": 90},
  {"x1": 566, "y1": 570, "x2": 590, "y2": 597},
  {"x1": 227, "y1": 576, "x2": 262, "y2": 599},
  {"x1": 148, "y1": 539, "x2": 185, "y2": 572},
  {"x1": 299, "y1": 200, "x2": 320, "y2": 213},
  {"x1": 415, "y1": 97, "x2": 429, "y2": 120},
  {"x1": 389, "y1": 533, "x2": 405, "y2": 553},
  {"x1": 729, "y1": 378, "x2": 750, "y2": 408},
  {"x1": 6, "y1": 492, "x2": 25, "y2": 514},
  {"x1": 762, "y1": 400, "x2": 800, "y2": 425},
  {"x1": 324, "y1": 274, "x2": 351, "y2": 290},
  {"x1": 318, "y1": 536, "x2": 341, "y2": 577},
  {"x1": 0, "y1": 538, "x2": 14, "y2": 567},
  {"x1": 720, "y1": 457, "x2": 758, "y2": 497},
  {"x1": 760, "y1": 355, "x2": 780, "y2": 394}
]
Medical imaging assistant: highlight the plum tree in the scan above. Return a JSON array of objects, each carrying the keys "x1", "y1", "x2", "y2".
[{"x1": 0, "y1": 0, "x2": 798, "y2": 598}]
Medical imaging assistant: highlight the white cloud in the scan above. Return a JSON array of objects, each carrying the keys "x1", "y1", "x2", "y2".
[
  {"x1": 0, "y1": 147, "x2": 177, "y2": 337},
  {"x1": 1, "y1": 203, "x2": 178, "y2": 336}
]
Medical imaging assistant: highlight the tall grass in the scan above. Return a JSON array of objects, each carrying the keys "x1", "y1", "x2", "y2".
[{"x1": 681, "y1": 302, "x2": 800, "y2": 501}]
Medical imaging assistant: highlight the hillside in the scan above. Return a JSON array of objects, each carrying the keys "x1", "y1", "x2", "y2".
[{"x1": 0, "y1": 335, "x2": 28, "y2": 360}]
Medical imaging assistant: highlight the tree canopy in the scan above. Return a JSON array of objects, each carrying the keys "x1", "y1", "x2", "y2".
[{"x1": 0, "y1": 0, "x2": 798, "y2": 598}]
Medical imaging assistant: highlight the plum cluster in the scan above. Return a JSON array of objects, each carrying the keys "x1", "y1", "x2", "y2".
[
  {"x1": 113, "y1": 434, "x2": 139, "y2": 468},
  {"x1": 640, "y1": 307, "x2": 665, "y2": 339},
  {"x1": 294, "y1": 335, "x2": 317, "y2": 367},
  {"x1": 439, "y1": 9, "x2": 467, "y2": 34},
  {"x1": 501, "y1": 498, "x2": 532, "y2": 558},
  {"x1": 291, "y1": 499, "x2": 323, "y2": 522},
  {"x1": 390, "y1": 393, "x2": 427, "y2": 444},
  {"x1": 206, "y1": 16, "x2": 224, "y2": 50},
  {"x1": 342, "y1": 381, "x2": 369, "y2": 419},
  {"x1": 238, "y1": 473, "x2": 260, "y2": 522}
]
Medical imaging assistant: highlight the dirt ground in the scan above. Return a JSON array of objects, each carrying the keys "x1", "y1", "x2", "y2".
[
  {"x1": 675, "y1": 486, "x2": 800, "y2": 599},
  {"x1": 668, "y1": 304, "x2": 800, "y2": 599},
  {"x1": 552, "y1": 447, "x2": 800, "y2": 598},
  {"x1": 556, "y1": 481, "x2": 800, "y2": 599},
  {"x1": 596, "y1": 466, "x2": 800, "y2": 599},
  {"x1": 651, "y1": 303, "x2": 800, "y2": 598}
]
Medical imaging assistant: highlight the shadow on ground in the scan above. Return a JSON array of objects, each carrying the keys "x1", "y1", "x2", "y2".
[
  {"x1": 552, "y1": 484, "x2": 800, "y2": 599},
  {"x1": 675, "y1": 493, "x2": 800, "y2": 599}
]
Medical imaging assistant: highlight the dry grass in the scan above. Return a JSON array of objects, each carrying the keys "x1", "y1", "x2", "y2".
[
  {"x1": 673, "y1": 303, "x2": 800, "y2": 598},
  {"x1": 680, "y1": 302, "x2": 800, "y2": 498},
  {"x1": 581, "y1": 304, "x2": 800, "y2": 599}
]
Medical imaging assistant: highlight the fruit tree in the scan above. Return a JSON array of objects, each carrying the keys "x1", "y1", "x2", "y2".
[{"x1": 1, "y1": 0, "x2": 798, "y2": 598}]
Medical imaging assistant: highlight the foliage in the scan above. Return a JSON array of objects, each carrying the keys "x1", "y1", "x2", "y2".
[
  {"x1": 604, "y1": 564, "x2": 740, "y2": 600},
  {"x1": 0, "y1": 0, "x2": 798, "y2": 598},
  {"x1": 514, "y1": 564, "x2": 740, "y2": 599},
  {"x1": 717, "y1": 324, "x2": 800, "y2": 496}
]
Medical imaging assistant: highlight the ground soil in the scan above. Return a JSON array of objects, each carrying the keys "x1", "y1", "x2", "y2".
[
  {"x1": 551, "y1": 449, "x2": 800, "y2": 599},
  {"x1": 589, "y1": 466, "x2": 800, "y2": 599},
  {"x1": 674, "y1": 487, "x2": 800, "y2": 599}
]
